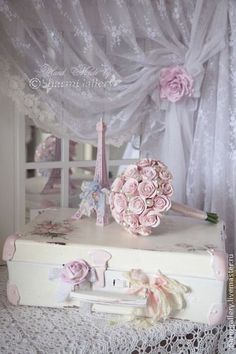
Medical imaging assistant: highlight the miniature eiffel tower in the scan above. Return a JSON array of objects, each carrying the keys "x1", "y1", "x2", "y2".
[
  {"x1": 94, "y1": 118, "x2": 110, "y2": 226},
  {"x1": 72, "y1": 118, "x2": 110, "y2": 226}
]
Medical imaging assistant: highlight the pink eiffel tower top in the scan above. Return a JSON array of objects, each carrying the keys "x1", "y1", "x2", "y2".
[{"x1": 94, "y1": 118, "x2": 110, "y2": 189}]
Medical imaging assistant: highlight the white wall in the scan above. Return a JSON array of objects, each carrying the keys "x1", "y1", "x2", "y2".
[{"x1": 0, "y1": 93, "x2": 15, "y2": 264}]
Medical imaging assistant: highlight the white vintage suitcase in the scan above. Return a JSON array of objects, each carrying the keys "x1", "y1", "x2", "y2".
[{"x1": 2, "y1": 208, "x2": 228, "y2": 325}]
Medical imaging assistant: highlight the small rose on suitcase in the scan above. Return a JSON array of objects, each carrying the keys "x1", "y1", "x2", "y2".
[{"x1": 61, "y1": 260, "x2": 90, "y2": 285}]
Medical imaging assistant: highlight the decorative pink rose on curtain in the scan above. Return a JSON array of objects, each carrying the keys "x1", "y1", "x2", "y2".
[
  {"x1": 109, "y1": 159, "x2": 173, "y2": 236},
  {"x1": 159, "y1": 66, "x2": 193, "y2": 103}
]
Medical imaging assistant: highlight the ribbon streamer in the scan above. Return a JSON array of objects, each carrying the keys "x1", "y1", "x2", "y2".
[{"x1": 126, "y1": 270, "x2": 189, "y2": 321}]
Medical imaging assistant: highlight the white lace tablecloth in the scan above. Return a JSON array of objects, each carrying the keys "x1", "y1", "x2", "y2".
[{"x1": 0, "y1": 266, "x2": 235, "y2": 354}]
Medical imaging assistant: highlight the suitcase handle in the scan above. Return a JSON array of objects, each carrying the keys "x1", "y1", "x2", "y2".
[{"x1": 70, "y1": 290, "x2": 147, "y2": 308}]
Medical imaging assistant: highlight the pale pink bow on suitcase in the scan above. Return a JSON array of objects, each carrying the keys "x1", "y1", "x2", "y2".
[{"x1": 125, "y1": 269, "x2": 189, "y2": 321}]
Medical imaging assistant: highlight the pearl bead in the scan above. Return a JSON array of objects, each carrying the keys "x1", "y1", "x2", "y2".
[{"x1": 146, "y1": 199, "x2": 153, "y2": 207}]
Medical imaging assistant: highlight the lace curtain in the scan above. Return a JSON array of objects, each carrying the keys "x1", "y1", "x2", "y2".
[{"x1": 0, "y1": 0, "x2": 235, "y2": 253}]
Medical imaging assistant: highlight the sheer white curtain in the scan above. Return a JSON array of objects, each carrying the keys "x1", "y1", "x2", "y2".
[
  {"x1": 0, "y1": 0, "x2": 235, "y2": 252},
  {"x1": 187, "y1": 0, "x2": 236, "y2": 254}
]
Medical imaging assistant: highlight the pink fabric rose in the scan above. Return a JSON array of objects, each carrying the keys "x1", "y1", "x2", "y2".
[
  {"x1": 160, "y1": 182, "x2": 173, "y2": 197},
  {"x1": 109, "y1": 191, "x2": 115, "y2": 209},
  {"x1": 127, "y1": 224, "x2": 152, "y2": 236},
  {"x1": 124, "y1": 213, "x2": 139, "y2": 229},
  {"x1": 160, "y1": 66, "x2": 193, "y2": 103},
  {"x1": 138, "y1": 181, "x2": 156, "y2": 198},
  {"x1": 114, "y1": 193, "x2": 127, "y2": 213},
  {"x1": 153, "y1": 195, "x2": 171, "y2": 212},
  {"x1": 122, "y1": 178, "x2": 139, "y2": 195},
  {"x1": 137, "y1": 159, "x2": 152, "y2": 169},
  {"x1": 112, "y1": 209, "x2": 124, "y2": 224},
  {"x1": 141, "y1": 166, "x2": 157, "y2": 180},
  {"x1": 156, "y1": 160, "x2": 167, "y2": 169},
  {"x1": 139, "y1": 210, "x2": 161, "y2": 228},
  {"x1": 61, "y1": 260, "x2": 90, "y2": 285},
  {"x1": 136, "y1": 226, "x2": 152, "y2": 236},
  {"x1": 124, "y1": 165, "x2": 139, "y2": 179},
  {"x1": 129, "y1": 196, "x2": 146, "y2": 214},
  {"x1": 111, "y1": 177, "x2": 125, "y2": 192},
  {"x1": 159, "y1": 169, "x2": 172, "y2": 181}
]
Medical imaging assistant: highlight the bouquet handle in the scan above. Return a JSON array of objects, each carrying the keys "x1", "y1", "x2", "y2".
[{"x1": 171, "y1": 201, "x2": 218, "y2": 223}]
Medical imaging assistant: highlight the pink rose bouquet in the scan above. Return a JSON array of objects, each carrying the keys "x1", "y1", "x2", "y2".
[{"x1": 109, "y1": 159, "x2": 173, "y2": 236}]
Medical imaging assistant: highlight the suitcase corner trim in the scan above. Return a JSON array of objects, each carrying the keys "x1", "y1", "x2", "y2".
[
  {"x1": 7, "y1": 282, "x2": 21, "y2": 305},
  {"x1": 2, "y1": 234, "x2": 21, "y2": 261},
  {"x1": 209, "y1": 249, "x2": 228, "y2": 281},
  {"x1": 207, "y1": 302, "x2": 228, "y2": 326}
]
